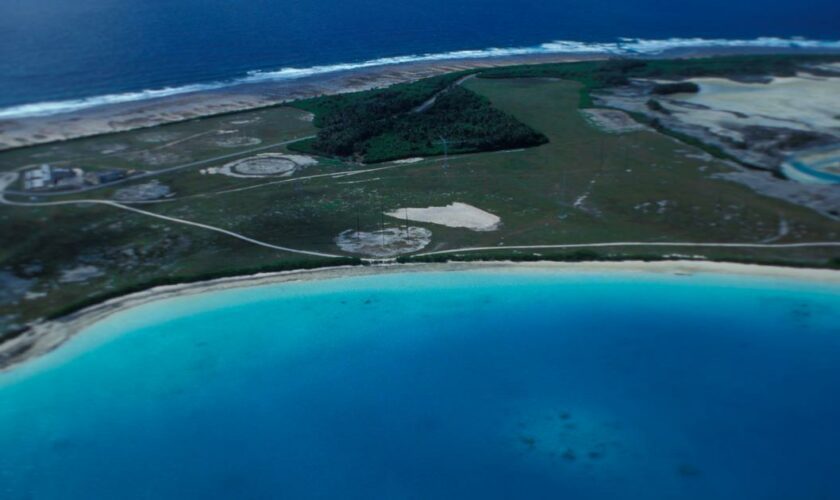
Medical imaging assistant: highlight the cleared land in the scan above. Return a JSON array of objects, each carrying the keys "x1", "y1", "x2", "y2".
[{"x1": 0, "y1": 57, "x2": 839, "y2": 342}]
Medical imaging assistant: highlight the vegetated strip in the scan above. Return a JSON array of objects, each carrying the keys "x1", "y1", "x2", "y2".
[
  {"x1": 0, "y1": 176, "x2": 342, "y2": 259},
  {"x1": 477, "y1": 54, "x2": 840, "y2": 163},
  {"x1": 4, "y1": 135, "x2": 316, "y2": 198},
  {"x1": 415, "y1": 240, "x2": 840, "y2": 258},
  {"x1": 289, "y1": 71, "x2": 547, "y2": 163}
]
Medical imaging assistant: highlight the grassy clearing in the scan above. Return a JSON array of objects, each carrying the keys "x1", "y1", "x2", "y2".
[
  {"x1": 0, "y1": 106, "x2": 316, "y2": 175},
  {"x1": 0, "y1": 65, "x2": 837, "y2": 336},
  {"x1": 479, "y1": 54, "x2": 840, "y2": 108}
]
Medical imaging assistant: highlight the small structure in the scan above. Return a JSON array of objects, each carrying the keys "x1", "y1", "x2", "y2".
[
  {"x1": 84, "y1": 169, "x2": 130, "y2": 185},
  {"x1": 22, "y1": 165, "x2": 52, "y2": 190},
  {"x1": 22, "y1": 165, "x2": 132, "y2": 191},
  {"x1": 22, "y1": 165, "x2": 84, "y2": 191}
]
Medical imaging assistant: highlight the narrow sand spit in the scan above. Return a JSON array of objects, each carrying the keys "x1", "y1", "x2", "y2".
[
  {"x1": 0, "y1": 53, "x2": 600, "y2": 151},
  {"x1": 2, "y1": 261, "x2": 839, "y2": 372},
  {"x1": 385, "y1": 202, "x2": 500, "y2": 231}
]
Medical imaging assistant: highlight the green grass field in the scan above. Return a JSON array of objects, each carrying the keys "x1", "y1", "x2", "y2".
[{"x1": 1, "y1": 69, "x2": 838, "y2": 337}]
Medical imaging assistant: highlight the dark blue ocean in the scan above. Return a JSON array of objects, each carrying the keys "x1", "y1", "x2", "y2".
[
  {"x1": 1, "y1": 270, "x2": 839, "y2": 499},
  {"x1": 0, "y1": 0, "x2": 839, "y2": 118}
]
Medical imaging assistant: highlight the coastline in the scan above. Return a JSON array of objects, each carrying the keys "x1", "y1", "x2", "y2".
[
  {"x1": 2, "y1": 259, "x2": 839, "y2": 373},
  {"x1": 0, "y1": 53, "x2": 596, "y2": 151},
  {"x1": 2, "y1": 45, "x2": 839, "y2": 151}
]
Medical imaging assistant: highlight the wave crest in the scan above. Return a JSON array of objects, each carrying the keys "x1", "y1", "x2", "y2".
[{"x1": 1, "y1": 36, "x2": 838, "y2": 120}]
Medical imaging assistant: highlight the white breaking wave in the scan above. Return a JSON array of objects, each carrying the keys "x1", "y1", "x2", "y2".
[
  {"x1": 1, "y1": 36, "x2": 838, "y2": 120},
  {"x1": 0, "y1": 82, "x2": 230, "y2": 120}
]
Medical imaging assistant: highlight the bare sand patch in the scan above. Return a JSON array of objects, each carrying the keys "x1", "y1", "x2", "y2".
[
  {"x1": 114, "y1": 180, "x2": 172, "y2": 202},
  {"x1": 386, "y1": 202, "x2": 500, "y2": 231},
  {"x1": 214, "y1": 136, "x2": 262, "y2": 148},
  {"x1": 229, "y1": 117, "x2": 261, "y2": 126},
  {"x1": 392, "y1": 157, "x2": 425, "y2": 164},
  {"x1": 59, "y1": 265, "x2": 104, "y2": 284},
  {"x1": 581, "y1": 109, "x2": 646, "y2": 134},
  {"x1": 136, "y1": 131, "x2": 181, "y2": 143},
  {"x1": 124, "y1": 149, "x2": 187, "y2": 167},
  {"x1": 3, "y1": 260, "x2": 839, "y2": 372},
  {"x1": 665, "y1": 75, "x2": 840, "y2": 135},
  {"x1": 335, "y1": 227, "x2": 431, "y2": 257},
  {"x1": 98, "y1": 144, "x2": 129, "y2": 155}
]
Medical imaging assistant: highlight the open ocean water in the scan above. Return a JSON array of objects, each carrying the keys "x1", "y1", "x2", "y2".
[
  {"x1": 0, "y1": 0, "x2": 839, "y2": 118},
  {"x1": 1, "y1": 270, "x2": 839, "y2": 499}
]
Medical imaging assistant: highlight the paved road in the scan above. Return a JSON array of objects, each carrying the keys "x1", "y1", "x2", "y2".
[
  {"x1": 0, "y1": 172, "x2": 342, "y2": 259},
  {"x1": 4, "y1": 170, "x2": 839, "y2": 262},
  {"x1": 4, "y1": 135, "x2": 316, "y2": 197},
  {"x1": 411, "y1": 74, "x2": 476, "y2": 114}
]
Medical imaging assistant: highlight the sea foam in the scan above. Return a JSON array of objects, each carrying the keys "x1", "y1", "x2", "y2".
[{"x1": 1, "y1": 37, "x2": 838, "y2": 120}]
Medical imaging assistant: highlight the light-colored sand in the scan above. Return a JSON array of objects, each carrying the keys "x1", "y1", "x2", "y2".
[
  {"x1": 58, "y1": 265, "x2": 104, "y2": 284},
  {"x1": 661, "y1": 75, "x2": 840, "y2": 137},
  {"x1": 214, "y1": 136, "x2": 262, "y2": 148},
  {"x1": 385, "y1": 202, "x2": 501, "y2": 231},
  {"x1": 335, "y1": 227, "x2": 431, "y2": 257},
  {"x1": 580, "y1": 109, "x2": 647, "y2": 134},
  {"x1": 2, "y1": 260, "x2": 838, "y2": 372},
  {"x1": 113, "y1": 180, "x2": 172, "y2": 201},
  {"x1": 0, "y1": 53, "x2": 601, "y2": 151}
]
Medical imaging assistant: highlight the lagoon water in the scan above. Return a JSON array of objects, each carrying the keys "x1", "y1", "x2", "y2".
[{"x1": 1, "y1": 269, "x2": 840, "y2": 499}]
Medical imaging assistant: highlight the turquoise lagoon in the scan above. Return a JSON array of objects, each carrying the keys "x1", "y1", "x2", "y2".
[{"x1": 1, "y1": 268, "x2": 839, "y2": 499}]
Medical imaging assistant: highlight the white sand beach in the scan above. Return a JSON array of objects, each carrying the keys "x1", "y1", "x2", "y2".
[{"x1": 2, "y1": 260, "x2": 838, "y2": 372}]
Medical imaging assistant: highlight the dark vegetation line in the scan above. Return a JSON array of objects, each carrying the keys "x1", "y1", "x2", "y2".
[
  {"x1": 4, "y1": 250, "x2": 838, "y2": 350},
  {"x1": 478, "y1": 54, "x2": 840, "y2": 164},
  {"x1": 400, "y1": 251, "x2": 840, "y2": 270},
  {"x1": 289, "y1": 71, "x2": 547, "y2": 163},
  {"x1": 44, "y1": 258, "x2": 360, "y2": 324},
  {"x1": 5, "y1": 54, "x2": 840, "y2": 347},
  {"x1": 288, "y1": 54, "x2": 840, "y2": 166}
]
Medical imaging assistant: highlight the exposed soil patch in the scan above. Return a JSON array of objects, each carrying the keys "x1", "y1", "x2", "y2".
[{"x1": 335, "y1": 227, "x2": 431, "y2": 257}]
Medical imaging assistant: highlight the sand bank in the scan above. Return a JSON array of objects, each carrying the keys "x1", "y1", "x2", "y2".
[
  {"x1": 385, "y1": 202, "x2": 501, "y2": 231},
  {"x1": 2, "y1": 260, "x2": 838, "y2": 372},
  {"x1": 4, "y1": 46, "x2": 832, "y2": 151},
  {"x1": 0, "y1": 53, "x2": 600, "y2": 151},
  {"x1": 667, "y1": 75, "x2": 840, "y2": 139}
]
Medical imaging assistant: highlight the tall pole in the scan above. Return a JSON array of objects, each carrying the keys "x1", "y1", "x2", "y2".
[
  {"x1": 380, "y1": 198, "x2": 385, "y2": 247},
  {"x1": 404, "y1": 207, "x2": 410, "y2": 241}
]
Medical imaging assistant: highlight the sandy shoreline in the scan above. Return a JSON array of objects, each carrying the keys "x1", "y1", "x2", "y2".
[
  {"x1": 1, "y1": 260, "x2": 838, "y2": 372},
  {"x1": 0, "y1": 53, "x2": 597, "y2": 151},
  {"x1": 3, "y1": 46, "x2": 837, "y2": 151}
]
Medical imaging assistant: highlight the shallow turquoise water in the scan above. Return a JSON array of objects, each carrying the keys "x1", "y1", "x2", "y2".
[{"x1": 1, "y1": 269, "x2": 839, "y2": 499}]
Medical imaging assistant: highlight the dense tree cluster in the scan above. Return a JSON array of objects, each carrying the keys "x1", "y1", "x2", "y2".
[
  {"x1": 291, "y1": 73, "x2": 547, "y2": 163},
  {"x1": 651, "y1": 82, "x2": 700, "y2": 95}
]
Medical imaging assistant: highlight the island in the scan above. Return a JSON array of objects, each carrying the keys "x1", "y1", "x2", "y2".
[{"x1": 1, "y1": 52, "x2": 839, "y2": 368}]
